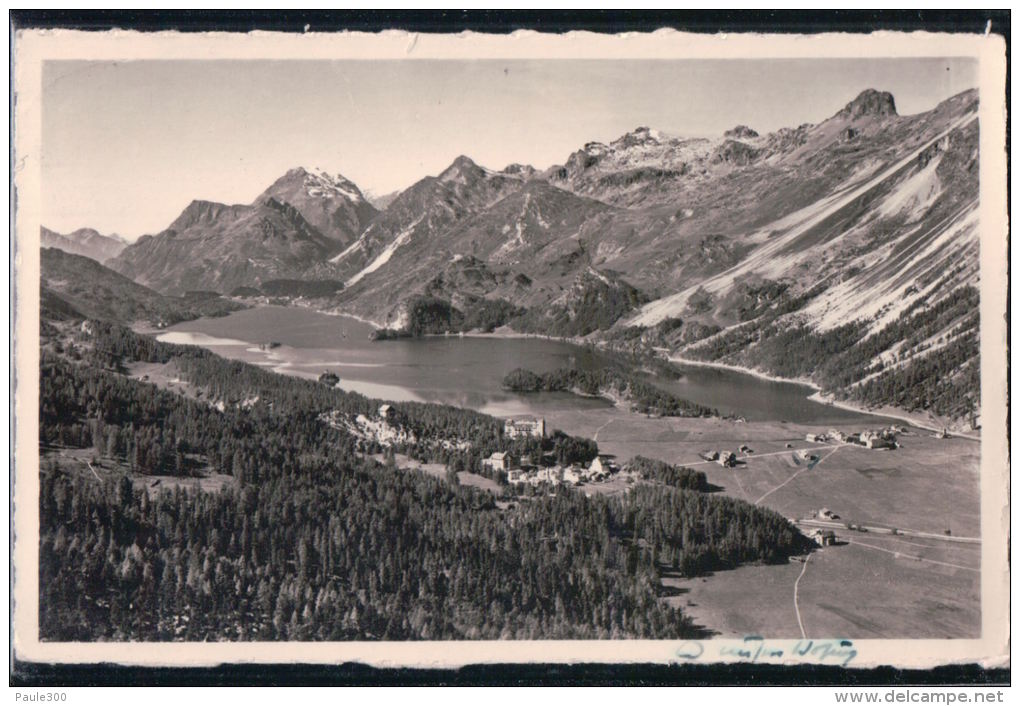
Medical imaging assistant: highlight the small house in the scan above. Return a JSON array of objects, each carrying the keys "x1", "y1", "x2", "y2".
[
  {"x1": 507, "y1": 469, "x2": 527, "y2": 484},
  {"x1": 378, "y1": 404, "x2": 394, "y2": 420},
  {"x1": 482, "y1": 451, "x2": 513, "y2": 473},
  {"x1": 716, "y1": 451, "x2": 737, "y2": 467},
  {"x1": 860, "y1": 430, "x2": 894, "y2": 449},
  {"x1": 589, "y1": 457, "x2": 606, "y2": 475},
  {"x1": 811, "y1": 529, "x2": 837, "y2": 547},
  {"x1": 700, "y1": 450, "x2": 720, "y2": 462},
  {"x1": 536, "y1": 467, "x2": 563, "y2": 485},
  {"x1": 806, "y1": 433, "x2": 827, "y2": 443}
]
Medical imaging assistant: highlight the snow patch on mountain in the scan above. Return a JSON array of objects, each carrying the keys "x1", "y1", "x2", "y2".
[
  {"x1": 346, "y1": 216, "x2": 424, "y2": 287},
  {"x1": 305, "y1": 167, "x2": 365, "y2": 202},
  {"x1": 329, "y1": 225, "x2": 372, "y2": 263}
]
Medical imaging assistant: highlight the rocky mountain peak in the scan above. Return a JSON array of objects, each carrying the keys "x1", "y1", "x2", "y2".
[
  {"x1": 836, "y1": 89, "x2": 898, "y2": 120},
  {"x1": 265, "y1": 166, "x2": 367, "y2": 204},
  {"x1": 612, "y1": 126, "x2": 669, "y2": 149},
  {"x1": 439, "y1": 155, "x2": 484, "y2": 182},
  {"x1": 724, "y1": 125, "x2": 759, "y2": 140},
  {"x1": 501, "y1": 163, "x2": 538, "y2": 179}
]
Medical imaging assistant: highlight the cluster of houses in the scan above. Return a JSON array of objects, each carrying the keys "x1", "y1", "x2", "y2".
[
  {"x1": 482, "y1": 451, "x2": 618, "y2": 487},
  {"x1": 808, "y1": 528, "x2": 838, "y2": 546},
  {"x1": 808, "y1": 427, "x2": 901, "y2": 450},
  {"x1": 699, "y1": 450, "x2": 739, "y2": 467}
]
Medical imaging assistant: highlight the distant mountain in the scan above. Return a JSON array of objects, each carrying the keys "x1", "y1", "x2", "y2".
[
  {"x1": 328, "y1": 172, "x2": 621, "y2": 328},
  {"x1": 257, "y1": 167, "x2": 378, "y2": 248},
  {"x1": 327, "y1": 156, "x2": 524, "y2": 288},
  {"x1": 40, "y1": 226, "x2": 126, "y2": 263},
  {"x1": 326, "y1": 88, "x2": 981, "y2": 422},
  {"x1": 41, "y1": 248, "x2": 243, "y2": 326},
  {"x1": 97, "y1": 88, "x2": 982, "y2": 421},
  {"x1": 364, "y1": 188, "x2": 402, "y2": 211},
  {"x1": 107, "y1": 167, "x2": 374, "y2": 295}
]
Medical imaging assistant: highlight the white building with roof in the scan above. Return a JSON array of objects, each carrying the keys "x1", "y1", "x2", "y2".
[{"x1": 504, "y1": 416, "x2": 546, "y2": 439}]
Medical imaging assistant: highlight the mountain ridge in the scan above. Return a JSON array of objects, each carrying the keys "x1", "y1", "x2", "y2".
[
  {"x1": 40, "y1": 226, "x2": 127, "y2": 263},
  {"x1": 87, "y1": 87, "x2": 980, "y2": 421}
]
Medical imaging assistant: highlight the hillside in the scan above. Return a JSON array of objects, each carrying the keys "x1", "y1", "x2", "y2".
[
  {"x1": 91, "y1": 87, "x2": 981, "y2": 422},
  {"x1": 620, "y1": 90, "x2": 981, "y2": 425},
  {"x1": 37, "y1": 316, "x2": 810, "y2": 640},
  {"x1": 41, "y1": 248, "x2": 243, "y2": 327}
]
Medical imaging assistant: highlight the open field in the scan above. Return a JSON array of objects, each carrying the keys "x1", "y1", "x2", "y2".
[
  {"x1": 40, "y1": 445, "x2": 234, "y2": 496},
  {"x1": 370, "y1": 452, "x2": 503, "y2": 495},
  {"x1": 539, "y1": 404, "x2": 981, "y2": 638},
  {"x1": 541, "y1": 407, "x2": 979, "y2": 536},
  {"x1": 672, "y1": 532, "x2": 980, "y2": 639}
]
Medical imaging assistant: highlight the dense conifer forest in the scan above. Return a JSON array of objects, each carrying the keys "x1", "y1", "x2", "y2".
[{"x1": 38, "y1": 318, "x2": 812, "y2": 641}]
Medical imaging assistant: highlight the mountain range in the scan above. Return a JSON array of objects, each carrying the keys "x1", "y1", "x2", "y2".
[
  {"x1": 51, "y1": 87, "x2": 980, "y2": 423},
  {"x1": 40, "y1": 226, "x2": 127, "y2": 263}
]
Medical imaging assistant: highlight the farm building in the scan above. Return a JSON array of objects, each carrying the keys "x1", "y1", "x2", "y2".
[
  {"x1": 504, "y1": 416, "x2": 546, "y2": 439},
  {"x1": 860, "y1": 430, "x2": 895, "y2": 449},
  {"x1": 805, "y1": 433, "x2": 827, "y2": 443},
  {"x1": 810, "y1": 529, "x2": 837, "y2": 546},
  {"x1": 716, "y1": 451, "x2": 737, "y2": 467}
]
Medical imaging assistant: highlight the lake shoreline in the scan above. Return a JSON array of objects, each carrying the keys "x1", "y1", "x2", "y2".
[
  {"x1": 156, "y1": 303, "x2": 926, "y2": 427},
  {"x1": 667, "y1": 353, "x2": 979, "y2": 439}
]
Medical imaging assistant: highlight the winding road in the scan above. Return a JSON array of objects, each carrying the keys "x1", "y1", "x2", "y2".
[{"x1": 793, "y1": 554, "x2": 812, "y2": 638}]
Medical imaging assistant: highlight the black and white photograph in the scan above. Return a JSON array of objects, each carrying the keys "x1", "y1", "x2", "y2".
[{"x1": 10, "y1": 18, "x2": 1009, "y2": 680}]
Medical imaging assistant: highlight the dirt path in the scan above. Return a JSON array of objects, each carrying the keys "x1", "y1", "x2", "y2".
[
  {"x1": 847, "y1": 539, "x2": 980, "y2": 573},
  {"x1": 793, "y1": 554, "x2": 812, "y2": 638}
]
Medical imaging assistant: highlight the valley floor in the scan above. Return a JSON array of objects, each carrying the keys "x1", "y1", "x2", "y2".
[{"x1": 534, "y1": 405, "x2": 981, "y2": 639}]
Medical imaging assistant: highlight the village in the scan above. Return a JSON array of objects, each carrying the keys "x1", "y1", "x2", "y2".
[
  {"x1": 694, "y1": 425, "x2": 905, "y2": 468},
  {"x1": 476, "y1": 415, "x2": 620, "y2": 488}
]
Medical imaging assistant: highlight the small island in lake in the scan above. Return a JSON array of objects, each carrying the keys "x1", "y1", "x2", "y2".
[{"x1": 502, "y1": 366, "x2": 716, "y2": 418}]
